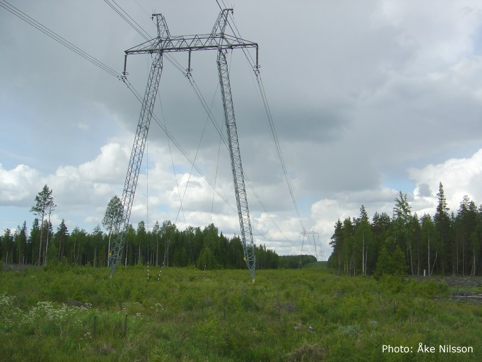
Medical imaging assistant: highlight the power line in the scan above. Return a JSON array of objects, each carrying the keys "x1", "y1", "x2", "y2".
[
  {"x1": 157, "y1": 94, "x2": 187, "y2": 227},
  {"x1": 0, "y1": 0, "x2": 121, "y2": 79},
  {"x1": 185, "y1": 60, "x2": 295, "y2": 244},
  {"x1": 172, "y1": 92, "x2": 211, "y2": 226},
  {"x1": 112, "y1": 0, "x2": 151, "y2": 39},
  {"x1": 104, "y1": 0, "x2": 151, "y2": 41},
  {"x1": 224, "y1": 10, "x2": 306, "y2": 233},
  {"x1": 132, "y1": 0, "x2": 150, "y2": 19},
  {"x1": 257, "y1": 72, "x2": 305, "y2": 232}
]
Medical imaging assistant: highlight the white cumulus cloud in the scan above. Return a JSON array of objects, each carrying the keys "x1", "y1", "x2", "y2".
[
  {"x1": 0, "y1": 164, "x2": 40, "y2": 206},
  {"x1": 409, "y1": 148, "x2": 482, "y2": 212}
]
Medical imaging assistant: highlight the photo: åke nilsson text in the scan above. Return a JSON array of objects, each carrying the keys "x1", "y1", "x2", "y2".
[{"x1": 382, "y1": 344, "x2": 474, "y2": 354}]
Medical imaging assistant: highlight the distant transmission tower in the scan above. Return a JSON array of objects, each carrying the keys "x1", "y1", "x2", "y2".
[
  {"x1": 109, "y1": 9, "x2": 259, "y2": 282},
  {"x1": 299, "y1": 230, "x2": 321, "y2": 266}
]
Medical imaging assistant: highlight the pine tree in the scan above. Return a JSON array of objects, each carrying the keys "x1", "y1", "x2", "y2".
[
  {"x1": 355, "y1": 205, "x2": 373, "y2": 275},
  {"x1": 30, "y1": 185, "x2": 56, "y2": 267}
]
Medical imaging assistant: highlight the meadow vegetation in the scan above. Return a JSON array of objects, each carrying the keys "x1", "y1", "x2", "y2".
[{"x1": 1, "y1": 263, "x2": 481, "y2": 361}]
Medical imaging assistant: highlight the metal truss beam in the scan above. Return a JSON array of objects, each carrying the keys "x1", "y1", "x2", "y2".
[{"x1": 124, "y1": 34, "x2": 257, "y2": 55}]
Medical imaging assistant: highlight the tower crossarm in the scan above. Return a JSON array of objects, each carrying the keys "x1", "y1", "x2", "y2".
[
  {"x1": 125, "y1": 34, "x2": 258, "y2": 55},
  {"x1": 123, "y1": 8, "x2": 258, "y2": 71}
]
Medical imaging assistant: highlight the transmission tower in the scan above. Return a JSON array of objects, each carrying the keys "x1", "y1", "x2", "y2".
[
  {"x1": 299, "y1": 230, "x2": 321, "y2": 266},
  {"x1": 109, "y1": 9, "x2": 259, "y2": 282}
]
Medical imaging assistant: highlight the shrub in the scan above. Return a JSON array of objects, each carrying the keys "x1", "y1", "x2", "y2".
[{"x1": 374, "y1": 245, "x2": 407, "y2": 280}]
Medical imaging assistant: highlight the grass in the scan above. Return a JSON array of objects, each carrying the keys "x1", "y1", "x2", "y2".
[
  {"x1": 0, "y1": 265, "x2": 481, "y2": 361},
  {"x1": 302, "y1": 261, "x2": 330, "y2": 270}
]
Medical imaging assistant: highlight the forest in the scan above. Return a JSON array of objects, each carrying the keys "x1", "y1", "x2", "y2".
[
  {"x1": 0, "y1": 186, "x2": 316, "y2": 271},
  {"x1": 0, "y1": 219, "x2": 296, "y2": 270},
  {"x1": 328, "y1": 182, "x2": 482, "y2": 277}
]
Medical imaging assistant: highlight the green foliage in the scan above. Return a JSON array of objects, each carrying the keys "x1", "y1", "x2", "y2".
[
  {"x1": 406, "y1": 279, "x2": 449, "y2": 298},
  {"x1": 303, "y1": 261, "x2": 329, "y2": 270},
  {"x1": 279, "y1": 255, "x2": 317, "y2": 269},
  {"x1": 29, "y1": 185, "x2": 56, "y2": 267},
  {"x1": 374, "y1": 245, "x2": 390, "y2": 279},
  {"x1": 391, "y1": 245, "x2": 407, "y2": 276},
  {"x1": 374, "y1": 245, "x2": 407, "y2": 280},
  {"x1": 329, "y1": 189, "x2": 482, "y2": 277},
  {"x1": 0, "y1": 220, "x2": 282, "y2": 271},
  {"x1": 0, "y1": 266, "x2": 480, "y2": 361},
  {"x1": 46, "y1": 240, "x2": 59, "y2": 268},
  {"x1": 102, "y1": 195, "x2": 123, "y2": 233},
  {"x1": 30, "y1": 185, "x2": 56, "y2": 218}
]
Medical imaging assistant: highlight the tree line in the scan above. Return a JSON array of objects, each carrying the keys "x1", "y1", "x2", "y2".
[
  {"x1": 328, "y1": 183, "x2": 482, "y2": 277},
  {"x1": 0, "y1": 185, "x2": 310, "y2": 270},
  {"x1": 0, "y1": 218, "x2": 283, "y2": 271}
]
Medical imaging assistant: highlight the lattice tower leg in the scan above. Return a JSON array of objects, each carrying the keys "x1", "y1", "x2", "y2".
[
  {"x1": 109, "y1": 53, "x2": 164, "y2": 276},
  {"x1": 217, "y1": 49, "x2": 256, "y2": 282}
]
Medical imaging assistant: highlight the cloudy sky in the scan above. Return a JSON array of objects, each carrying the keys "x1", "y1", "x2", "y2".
[{"x1": 2, "y1": 0, "x2": 482, "y2": 259}]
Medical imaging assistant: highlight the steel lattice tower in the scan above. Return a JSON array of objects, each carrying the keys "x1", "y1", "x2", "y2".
[
  {"x1": 109, "y1": 9, "x2": 259, "y2": 282},
  {"x1": 299, "y1": 230, "x2": 321, "y2": 266}
]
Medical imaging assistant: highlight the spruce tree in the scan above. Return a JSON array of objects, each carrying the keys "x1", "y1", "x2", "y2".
[
  {"x1": 434, "y1": 183, "x2": 450, "y2": 274},
  {"x1": 393, "y1": 192, "x2": 413, "y2": 274},
  {"x1": 329, "y1": 219, "x2": 344, "y2": 274},
  {"x1": 55, "y1": 220, "x2": 69, "y2": 262}
]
